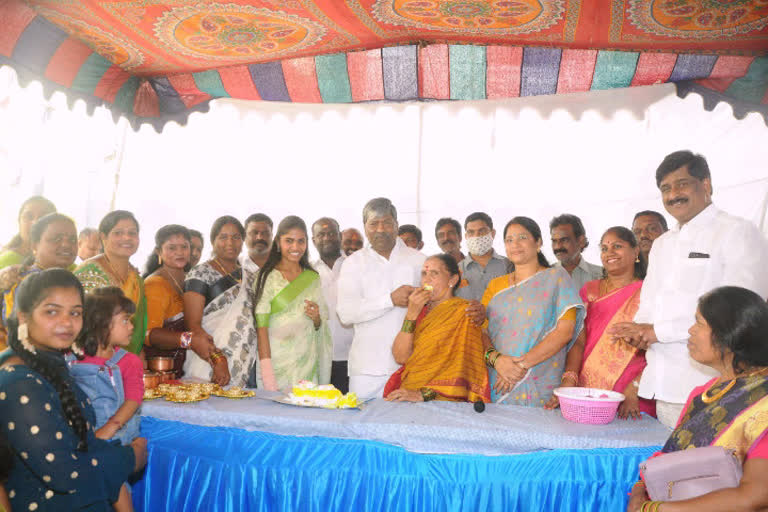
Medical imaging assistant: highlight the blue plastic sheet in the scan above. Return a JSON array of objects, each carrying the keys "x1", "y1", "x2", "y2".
[{"x1": 133, "y1": 417, "x2": 659, "y2": 511}]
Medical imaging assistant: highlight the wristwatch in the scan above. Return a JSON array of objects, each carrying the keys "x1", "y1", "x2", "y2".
[{"x1": 179, "y1": 331, "x2": 193, "y2": 349}]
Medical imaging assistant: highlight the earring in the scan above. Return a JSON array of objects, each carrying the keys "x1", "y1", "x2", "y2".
[
  {"x1": 158, "y1": 255, "x2": 163, "y2": 265},
  {"x1": 17, "y1": 323, "x2": 36, "y2": 354},
  {"x1": 635, "y1": 256, "x2": 640, "y2": 263}
]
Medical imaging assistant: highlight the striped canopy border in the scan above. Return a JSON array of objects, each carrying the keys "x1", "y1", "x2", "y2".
[{"x1": 2, "y1": 7, "x2": 767, "y2": 131}]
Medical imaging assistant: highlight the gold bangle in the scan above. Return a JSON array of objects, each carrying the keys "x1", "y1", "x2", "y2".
[
  {"x1": 489, "y1": 351, "x2": 502, "y2": 369},
  {"x1": 561, "y1": 371, "x2": 578, "y2": 384},
  {"x1": 419, "y1": 387, "x2": 437, "y2": 401},
  {"x1": 484, "y1": 347, "x2": 495, "y2": 366},
  {"x1": 401, "y1": 319, "x2": 416, "y2": 333}
]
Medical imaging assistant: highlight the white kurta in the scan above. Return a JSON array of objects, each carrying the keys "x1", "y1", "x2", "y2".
[
  {"x1": 337, "y1": 238, "x2": 426, "y2": 379},
  {"x1": 635, "y1": 204, "x2": 768, "y2": 404},
  {"x1": 313, "y1": 255, "x2": 354, "y2": 362}
]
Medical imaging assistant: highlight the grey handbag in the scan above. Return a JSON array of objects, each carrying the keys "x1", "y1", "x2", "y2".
[{"x1": 639, "y1": 446, "x2": 743, "y2": 501}]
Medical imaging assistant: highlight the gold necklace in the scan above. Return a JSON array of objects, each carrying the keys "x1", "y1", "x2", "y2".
[
  {"x1": 701, "y1": 378, "x2": 737, "y2": 404},
  {"x1": 212, "y1": 258, "x2": 241, "y2": 284},
  {"x1": 163, "y1": 268, "x2": 184, "y2": 296},
  {"x1": 102, "y1": 254, "x2": 129, "y2": 286},
  {"x1": 701, "y1": 367, "x2": 768, "y2": 404}
]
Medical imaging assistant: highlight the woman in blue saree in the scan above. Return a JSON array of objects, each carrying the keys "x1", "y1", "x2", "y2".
[{"x1": 482, "y1": 217, "x2": 585, "y2": 406}]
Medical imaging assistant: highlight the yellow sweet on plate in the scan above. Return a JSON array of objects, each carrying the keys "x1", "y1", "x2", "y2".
[{"x1": 291, "y1": 381, "x2": 342, "y2": 400}]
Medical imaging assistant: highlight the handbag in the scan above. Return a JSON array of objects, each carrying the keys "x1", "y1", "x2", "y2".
[{"x1": 639, "y1": 446, "x2": 743, "y2": 501}]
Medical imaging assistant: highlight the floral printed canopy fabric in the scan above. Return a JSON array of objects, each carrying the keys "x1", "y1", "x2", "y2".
[{"x1": 1, "y1": 0, "x2": 766, "y2": 128}]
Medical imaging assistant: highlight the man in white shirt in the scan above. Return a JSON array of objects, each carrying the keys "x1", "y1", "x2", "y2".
[
  {"x1": 242, "y1": 213, "x2": 273, "y2": 270},
  {"x1": 337, "y1": 198, "x2": 427, "y2": 399},
  {"x1": 311, "y1": 216, "x2": 353, "y2": 393},
  {"x1": 610, "y1": 150, "x2": 768, "y2": 427},
  {"x1": 240, "y1": 213, "x2": 273, "y2": 387},
  {"x1": 550, "y1": 214, "x2": 603, "y2": 292}
]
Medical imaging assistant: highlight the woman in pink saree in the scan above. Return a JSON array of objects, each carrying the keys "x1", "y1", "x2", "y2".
[{"x1": 548, "y1": 227, "x2": 655, "y2": 419}]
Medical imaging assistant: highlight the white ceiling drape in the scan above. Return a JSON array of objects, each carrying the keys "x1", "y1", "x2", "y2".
[{"x1": 1, "y1": 65, "x2": 766, "y2": 269}]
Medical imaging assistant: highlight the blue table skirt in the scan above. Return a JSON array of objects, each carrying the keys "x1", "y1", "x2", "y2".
[{"x1": 133, "y1": 417, "x2": 658, "y2": 512}]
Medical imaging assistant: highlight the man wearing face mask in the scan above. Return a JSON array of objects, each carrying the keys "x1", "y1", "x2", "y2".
[
  {"x1": 609, "y1": 151, "x2": 768, "y2": 427},
  {"x1": 456, "y1": 212, "x2": 510, "y2": 302},
  {"x1": 337, "y1": 198, "x2": 426, "y2": 399}
]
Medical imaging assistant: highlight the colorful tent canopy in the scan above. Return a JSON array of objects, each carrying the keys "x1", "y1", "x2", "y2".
[{"x1": 1, "y1": 0, "x2": 767, "y2": 130}]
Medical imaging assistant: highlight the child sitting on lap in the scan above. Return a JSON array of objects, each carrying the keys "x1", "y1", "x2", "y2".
[{"x1": 67, "y1": 287, "x2": 143, "y2": 445}]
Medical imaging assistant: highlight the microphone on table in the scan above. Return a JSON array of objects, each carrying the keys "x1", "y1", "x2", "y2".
[{"x1": 473, "y1": 400, "x2": 485, "y2": 413}]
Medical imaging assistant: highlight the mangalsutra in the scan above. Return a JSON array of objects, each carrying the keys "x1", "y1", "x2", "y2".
[
  {"x1": 103, "y1": 254, "x2": 129, "y2": 285},
  {"x1": 701, "y1": 378, "x2": 736, "y2": 404},
  {"x1": 164, "y1": 269, "x2": 184, "y2": 295},
  {"x1": 212, "y1": 258, "x2": 242, "y2": 284}
]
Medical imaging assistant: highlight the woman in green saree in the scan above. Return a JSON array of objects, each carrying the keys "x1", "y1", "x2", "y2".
[
  {"x1": 74, "y1": 210, "x2": 147, "y2": 355},
  {"x1": 254, "y1": 216, "x2": 331, "y2": 391},
  {"x1": 0, "y1": 196, "x2": 56, "y2": 270}
]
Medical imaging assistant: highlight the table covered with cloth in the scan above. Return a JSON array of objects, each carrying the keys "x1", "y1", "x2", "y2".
[{"x1": 133, "y1": 390, "x2": 670, "y2": 511}]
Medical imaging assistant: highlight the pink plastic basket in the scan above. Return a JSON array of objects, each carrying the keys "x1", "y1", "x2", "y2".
[{"x1": 553, "y1": 387, "x2": 625, "y2": 425}]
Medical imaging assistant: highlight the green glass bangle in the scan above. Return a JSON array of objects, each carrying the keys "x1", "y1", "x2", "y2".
[{"x1": 401, "y1": 319, "x2": 416, "y2": 333}]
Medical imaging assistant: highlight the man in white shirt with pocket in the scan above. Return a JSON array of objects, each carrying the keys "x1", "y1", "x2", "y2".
[
  {"x1": 311, "y1": 217, "x2": 353, "y2": 393},
  {"x1": 337, "y1": 198, "x2": 427, "y2": 399},
  {"x1": 610, "y1": 150, "x2": 768, "y2": 427}
]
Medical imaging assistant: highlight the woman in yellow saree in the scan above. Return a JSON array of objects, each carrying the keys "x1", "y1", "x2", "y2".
[
  {"x1": 385, "y1": 253, "x2": 490, "y2": 403},
  {"x1": 74, "y1": 211, "x2": 147, "y2": 355}
]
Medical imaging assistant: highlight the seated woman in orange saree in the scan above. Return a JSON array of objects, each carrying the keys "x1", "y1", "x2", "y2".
[
  {"x1": 384, "y1": 254, "x2": 490, "y2": 403},
  {"x1": 551, "y1": 227, "x2": 654, "y2": 418}
]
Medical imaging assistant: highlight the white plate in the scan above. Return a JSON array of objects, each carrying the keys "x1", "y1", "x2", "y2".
[{"x1": 268, "y1": 396, "x2": 372, "y2": 410}]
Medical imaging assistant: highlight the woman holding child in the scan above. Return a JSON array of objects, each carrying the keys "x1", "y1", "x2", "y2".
[{"x1": 0, "y1": 269, "x2": 146, "y2": 511}]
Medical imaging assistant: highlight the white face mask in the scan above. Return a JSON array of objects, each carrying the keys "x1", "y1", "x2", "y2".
[{"x1": 466, "y1": 233, "x2": 493, "y2": 257}]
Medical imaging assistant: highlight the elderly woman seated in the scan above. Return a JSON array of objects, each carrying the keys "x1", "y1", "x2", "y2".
[
  {"x1": 627, "y1": 286, "x2": 768, "y2": 512},
  {"x1": 384, "y1": 254, "x2": 490, "y2": 403}
]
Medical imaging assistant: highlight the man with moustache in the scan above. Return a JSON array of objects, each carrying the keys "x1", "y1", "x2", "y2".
[
  {"x1": 311, "y1": 217, "x2": 353, "y2": 393},
  {"x1": 435, "y1": 217, "x2": 465, "y2": 263},
  {"x1": 243, "y1": 214, "x2": 273, "y2": 270},
  {"x1": 550, "y1": 214, "x2": 602, "y2": 292},
  {"x1": 610, "y1": 150, "x2": 768, "y2": 427},
  {"x1": 341, "y1": 228, "x2": 364, "y2": 256},
  {"x1": 239, "y1": 214, "x2": 272, "y2": 387},
  {"x1": 337, "y1": 198, "x2": 426, "y2": 399},
  {"x1": 631, "y1": 210, "x2": 668, "y2": 267},
  {"x1": 456, "y1": 212, "x2": 510, "y2": 302}
]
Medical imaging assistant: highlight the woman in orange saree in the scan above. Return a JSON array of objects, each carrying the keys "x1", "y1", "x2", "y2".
[
  {"x1": 384, "y1": 254, "x2": 490, "y2": 403},
  {"x1": 550, "y1": 227, "x2": 655, "y2": 418}
]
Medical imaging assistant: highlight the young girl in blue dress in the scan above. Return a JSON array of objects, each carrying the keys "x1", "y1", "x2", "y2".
[{"x1": 68, "y1": 287, "x2": 144, "y2": 445}]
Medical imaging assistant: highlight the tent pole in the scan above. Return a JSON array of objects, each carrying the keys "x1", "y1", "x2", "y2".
[{"x1": 109, "y1": 119, "x2": 129, "y2": 211}]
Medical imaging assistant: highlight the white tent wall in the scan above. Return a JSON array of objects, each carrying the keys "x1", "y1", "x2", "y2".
[{"x1": 1, "y1": 64, "x2": 767, "y2": 271}]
